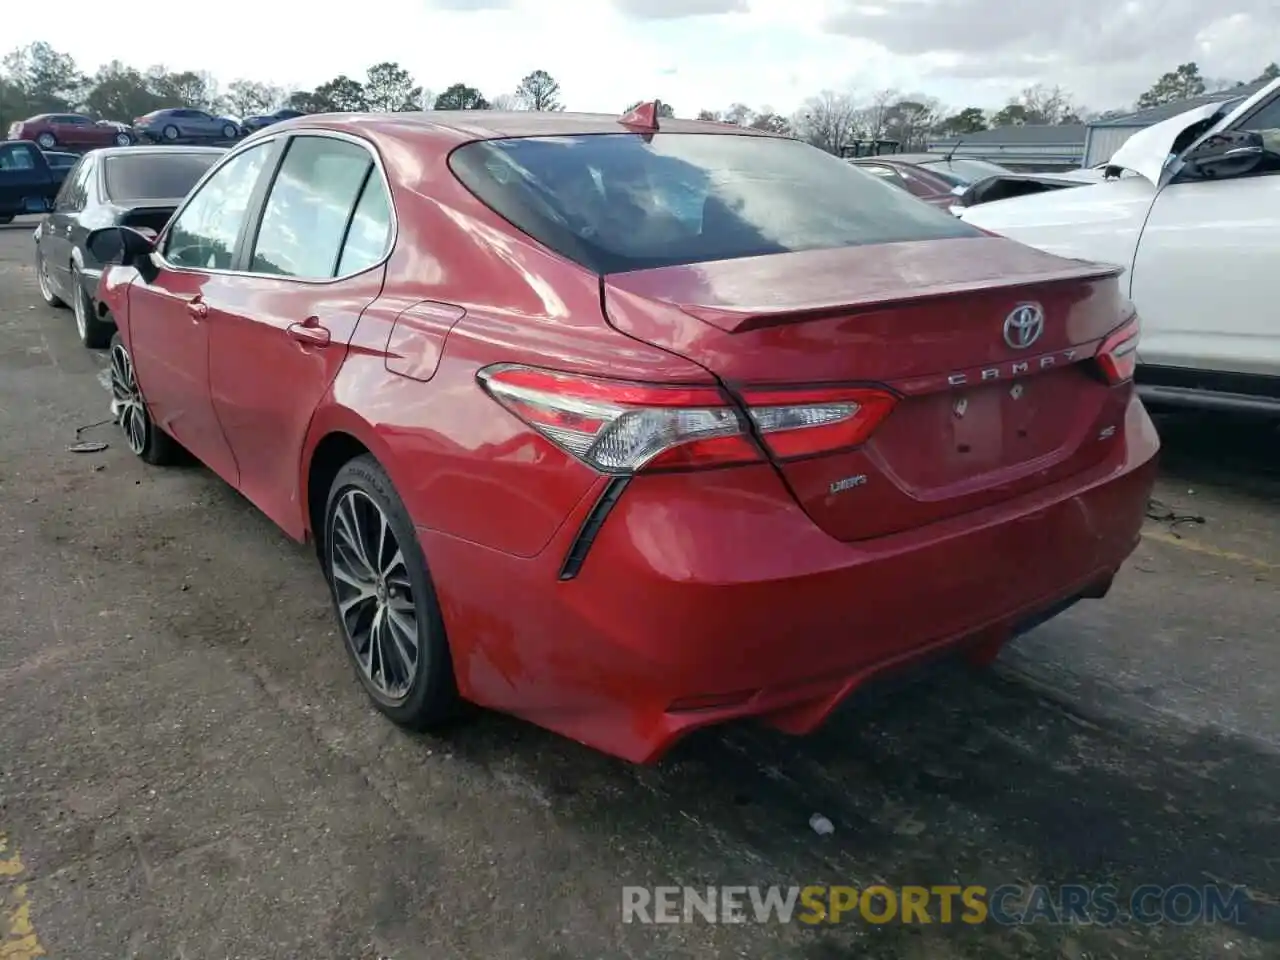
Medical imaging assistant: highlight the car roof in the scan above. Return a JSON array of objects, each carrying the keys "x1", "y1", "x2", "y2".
[
  {"x1": 268, "y1": 110, "x2": 784, "y2": 147},
  {"x1": 92, "y1": 145, "x2": 228, "y2": 159}
]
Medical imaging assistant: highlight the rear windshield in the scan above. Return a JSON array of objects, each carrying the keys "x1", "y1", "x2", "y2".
[
  {"x1": 103, "y1": 152, "x2": 220, "y2": 202},
  {"x1": 450, "y1": 133, "x2": 980, "y2": 274},
  {"x1": 917, "y1": 158, "x2": 1012, "y2": 184}
]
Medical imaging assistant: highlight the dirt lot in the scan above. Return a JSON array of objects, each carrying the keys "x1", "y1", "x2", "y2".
[{"x1": 0, "y1": 219, "x2": 1277, "y2": 959}]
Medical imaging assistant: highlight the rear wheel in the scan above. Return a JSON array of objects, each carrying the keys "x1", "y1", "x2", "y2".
[
  {"x1": 162, "y1": 124, "x2": 179, "y2": 141},
  {"x1": 0, "y1": 215, "x2": 13, "y2": 225},
  {"x1": 221, "y1": 123, "x2": 237, "y2": 139},
  {"x1": 113, "y1": 132, "x2": 132, "y2": 146},
  {"x1": 35, "y1": 250, "x2": 66, "y2": 308},
  {"x1": 323, "y1": 455, "x2": 458, "y2": 728},
  {"x1": 109, "y1": 333, "x2": 178, "y2": 465},
  {"x1": 35, "y1": 132, "x2": 56, "y2": 149},
  {"x1": 71, "y1": 266, "x2": 114, "y2": 349}
]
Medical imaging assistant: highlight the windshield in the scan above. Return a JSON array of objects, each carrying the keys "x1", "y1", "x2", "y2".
[
  {"x1": 103, "y1": 153, "x2": 220, "y2": 202},
  {"x1": 450, "y1": 133, "x2": 979, "y2": 274}
]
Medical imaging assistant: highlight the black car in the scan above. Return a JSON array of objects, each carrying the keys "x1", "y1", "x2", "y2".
[
  {"x1": 42, "y1": 150, "x2": 81, "y2": 185},
  {"x1": 0, "y1": 140, "x2": 61, "y2": 223},
  {"x1": 34, "y1": 145, "x2": 225, "y2": 347},
  {"x1": 240, "y1": 108, "x2": 306, "y2": 133}
]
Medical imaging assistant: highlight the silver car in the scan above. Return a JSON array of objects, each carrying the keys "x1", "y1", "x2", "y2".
[{"x1": 133, "y1": 109, "x2": 241, "y2": 144}]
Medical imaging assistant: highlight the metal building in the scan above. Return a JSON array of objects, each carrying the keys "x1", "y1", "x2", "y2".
[{"x1": 925, "y1": 124, "x2": 1086, "y2": 171}]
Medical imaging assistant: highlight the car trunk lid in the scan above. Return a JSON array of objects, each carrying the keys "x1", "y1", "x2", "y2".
[{"x1": 602, "y1": 236, "x2": 1134, "y2": 541}]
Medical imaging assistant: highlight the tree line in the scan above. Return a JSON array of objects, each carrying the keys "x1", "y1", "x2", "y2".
[{"x1": 1, "y1": 40, "x2": 1276, "y2": 156}]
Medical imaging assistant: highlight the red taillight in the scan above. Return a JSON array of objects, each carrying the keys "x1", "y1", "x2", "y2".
[
  {"x1": 478, "y1": 364, "x2": 898, "y2": 474},
  {"x1": 740, "y1": 385, "x2": 898, "y2": 460},
  {"x1": 1096, "y1": 315, "x2": 1140, "y2": 385}
]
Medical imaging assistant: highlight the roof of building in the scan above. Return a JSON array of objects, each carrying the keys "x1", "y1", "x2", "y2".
[
  {"x1": 930, "y1": 123, "x2": 1086, "y2": 148},
  {"x1": 1089, "y1": 80, "x2": 1271, "y2": 127}
]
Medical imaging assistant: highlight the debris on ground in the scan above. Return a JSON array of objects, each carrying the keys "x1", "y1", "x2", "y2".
[
  {"x1": 1145, "y1": 498, "x2": 1206, "y2": 537},
  {"x1": 809, "y1": 813, "x2": 835, "y2": 836}
]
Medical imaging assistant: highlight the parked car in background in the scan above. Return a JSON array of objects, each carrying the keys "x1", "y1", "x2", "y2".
[
  {"x1": 880, "y1": 153, "x2": 1016, "y2": 187},
  {"x1": 133, "y1": 108, "x2": 242, "y2": 144},
  {"x1": 960, "y1": 78, "x2": 1280, "y2": 416},
  {"x1": 34, "y1": 145, "x2": 224, "y2": 347},
  {"x1": 848, "y1": 157, "x2": 958, "y2": 208},
  {"x1": 0, "y1": 140, "x2": 62, "y2": 223},
  {"x1": 86, "y1": 106, "x2": 1157, "y2": 762},
  {"x1": 7, "y1": 113, "x2": 134, "y2": 150},
  {"x1": 241, "y1": 108, "x2": 306, "y2": 133},
  {"x1": 42, "y1": 150, "x2": 82, "y2": 186}
]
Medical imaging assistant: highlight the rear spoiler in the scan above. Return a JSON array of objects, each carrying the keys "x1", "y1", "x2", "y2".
[{"x1": 607, "y1": 238, "x2": 1126, "y2": 335}]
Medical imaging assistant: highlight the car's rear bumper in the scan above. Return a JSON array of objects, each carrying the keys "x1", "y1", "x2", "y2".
[{"x1": 421, "y1": 394, "x2": 1160, "y2": 762}]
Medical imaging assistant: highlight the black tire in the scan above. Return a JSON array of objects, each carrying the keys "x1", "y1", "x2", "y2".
[
  {"x1": 0, "y1": 215, "x2": 13, "y2": 225},
  {"x1": 113, "y1": 132, "x2": 132, "y2": 146},
  {"x1": 162, "y1": 124, "x2": 179, "y2": 141},
  {"x1": 35, "y1": 249, "x2": 66, "y2": 308},
  {"x1": 323, "y1": 455, "x2": 458, "y2": 729},
  {"x1": 71, "y1": 265, "x2": 114, "y2": 349},
  {"x1": 36, "y1": 132, "x2": 56, "y2": 149},
  {"x1": 109, "y1": 333, "x2": 179, "y2": 465},
  {"x1": 222, "y1": 123, "x2": 237, "y2": 139}
]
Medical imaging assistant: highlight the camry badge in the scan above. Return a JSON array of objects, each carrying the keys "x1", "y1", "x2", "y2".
[{"x1": 1003, "y1": 303, "x2": 1045, "y2": 350}]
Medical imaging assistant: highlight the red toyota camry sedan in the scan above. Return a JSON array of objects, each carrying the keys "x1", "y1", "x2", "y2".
[{"x1": 88, "y1": 104, "x2": 1158, "y2": 763}]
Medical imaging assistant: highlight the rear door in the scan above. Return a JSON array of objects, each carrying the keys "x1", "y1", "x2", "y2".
[{"x1": 204, "y1": 133, "x2": 393, "y2": 535}]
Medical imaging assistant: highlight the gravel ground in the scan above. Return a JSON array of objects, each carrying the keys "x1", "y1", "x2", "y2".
[{"x1": 0, "y1": 218, "x2": 1277, "y2": 959}]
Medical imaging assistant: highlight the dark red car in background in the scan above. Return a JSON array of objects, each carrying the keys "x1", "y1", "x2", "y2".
[
  {"x1": 87, "y1": 105, "x2": 1158, "y2": 763},
  {"x1": 849, "y1": 157, "x2": 960, "y2": 208},
  {"x1": 8, "y1": 114, "x2": 134, "y2": 151}
]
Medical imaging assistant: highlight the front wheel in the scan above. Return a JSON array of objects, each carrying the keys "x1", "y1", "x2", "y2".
[
  {"x1": 109, "y1": 333, "x2": 178, "y2": 465},
  {"x1": 113, "y1": 132, "x2": 132, "y2": 146},
  {"x1": 71, "y1": 266, "x2": 114, "y2": 349},
  {"x1": 323, "y1": 455, "x2": 458, "y2": 728}
]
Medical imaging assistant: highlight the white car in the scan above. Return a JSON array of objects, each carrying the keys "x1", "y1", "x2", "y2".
[{"x1": 960, "y1": 79, "x2": 1280, "y2": 416}]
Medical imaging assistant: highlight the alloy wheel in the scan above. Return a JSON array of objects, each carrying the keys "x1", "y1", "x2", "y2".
[
  {"x1": 36, "y1": 257, "x2": 54, "y2": 302},
  {"x1": 73, "y1": 276, "x2": 88, "y2": 340},
  {"x1": 328, "y1": 489, "x2": 420, "y2": 701},
  {"x1": 109, "y1": 341, "x2": 148, "y2": 455}
]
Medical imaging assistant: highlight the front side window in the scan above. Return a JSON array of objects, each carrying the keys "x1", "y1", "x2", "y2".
[
  {"x1": 163, "y1": 143, "x2": 270, "y2": 271},
  {"x1": 1236, "y1": 94, "x2": 1280, "y2": 154},
  {"x1": 450, "y1": 133, "x2": 979, "y2": 274},
  {"x1": 249, "y1": 136, "x2": 376, "y2": 279}
]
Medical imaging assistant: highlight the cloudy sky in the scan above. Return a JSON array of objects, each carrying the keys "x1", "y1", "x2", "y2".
[{"x1": 7, "y1": 0, "x2": 1278, "y2": 117}]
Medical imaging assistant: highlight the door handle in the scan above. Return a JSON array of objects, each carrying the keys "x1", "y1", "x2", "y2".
[
  {"x1": 186, "y1": 298, "x2": 208, "y2": 320},
  {"x1": 287, "y1": 317, "x2": 331, "y2": 347}
]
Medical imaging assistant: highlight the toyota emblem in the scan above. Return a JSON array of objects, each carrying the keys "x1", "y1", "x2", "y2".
[{"x1": 1003, "y1": 303, "x2": 1045, "y2": 350}]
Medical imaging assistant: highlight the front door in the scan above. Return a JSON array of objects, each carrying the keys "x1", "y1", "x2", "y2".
[
  {"x1": 205, "y1": 133, "x2": 395, "y2": 536},
  {"x1": 1130, "y1": 90, "x2": 1280, "y2": 378},
  {"x1": 128, "y1": 140, "x2": 276, "y2": 484}
]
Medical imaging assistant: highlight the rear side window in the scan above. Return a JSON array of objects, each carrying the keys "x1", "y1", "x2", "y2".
[
  {"x1": 0, "y1": 144, "x2": 37, "y2": 171},
  {"x1": 450, "y1": 133, "x2": 979, "y2": 274},
  {"x1": 336, "y1": 175, "x2": 393, "y2": 276},
  {"x1": 103, "y1": 153, "x2": 220, "y2": 202},
  {"x1": 249, "y1": 136, "x2": 375, "y2": 279}
]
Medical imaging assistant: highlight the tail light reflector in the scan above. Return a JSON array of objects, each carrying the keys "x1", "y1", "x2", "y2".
[
  {"x1": 478, "y1": 364, "x2": 898, "y2": 474},
  {"x1": 1096, "y1": 315, "x2": 1140, "y2": 384}
]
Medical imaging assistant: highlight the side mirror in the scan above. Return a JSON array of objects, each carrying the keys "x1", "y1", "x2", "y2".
[
  {"x1": 950, "y1": 184, "x2": 966, "y2": 196},
  {"x1": 86, "y1": 226, "x2": 158, "y2": 281},
  {"x1": 1180, "y1": 130, "x2": 1265, "y2": 180}
]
